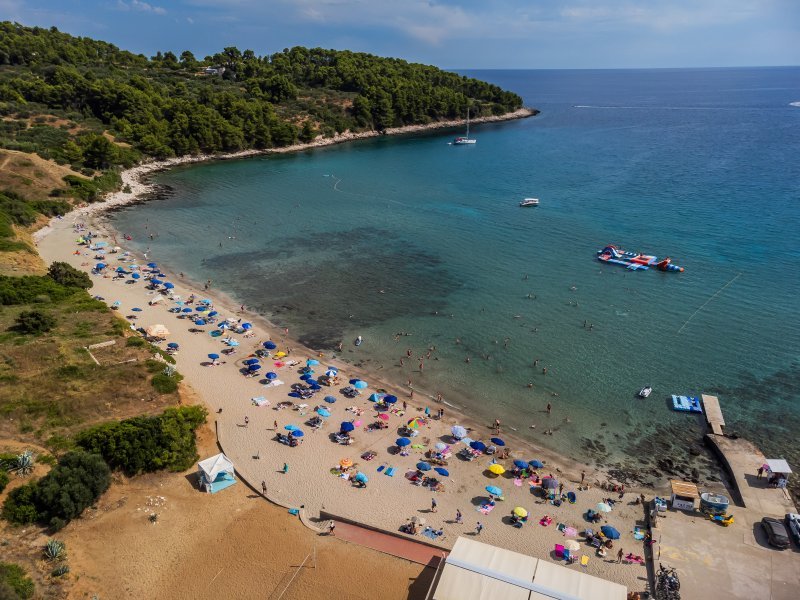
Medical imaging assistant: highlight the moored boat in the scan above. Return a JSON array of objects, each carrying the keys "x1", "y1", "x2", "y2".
[
  {"x1": 638, "y1": 386, "x2": 652, "y2": 398},
  {"x1": 519, "y1": 198, "x2": 539, "y2": 207}
]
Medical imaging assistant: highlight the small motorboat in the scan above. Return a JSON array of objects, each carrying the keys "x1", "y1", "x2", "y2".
[
  {"x1": 354, "y1": 335, "x2": 362, "y2": 346},
  {"x1": 638, "y1": 386, "x2": 652, "y2": 398},
  {"x1": 519, "y1": 198, "x2": 539, "y2": 207}
]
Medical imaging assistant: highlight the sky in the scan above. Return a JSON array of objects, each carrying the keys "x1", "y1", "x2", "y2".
[{"x1": 2, "y1": 0, "x2": 799, "y2": 69}]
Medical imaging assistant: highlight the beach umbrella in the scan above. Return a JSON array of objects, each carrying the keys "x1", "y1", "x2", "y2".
[
  {"x1": 306, "y1": 379, "x2": 318, "y2": 386},
  {"x1": 96, "y1": 262, "x2": 106, "y2": 270},
  {"x1": 340, "y1": 422, "x2": 355, "y2": 433},
  {"x1": 512, "y1": 507, "x2": 528, "y2": 518},
  {"x1": 541, "y1": 477, "x2": 558, "y2": 490},
  {"x1": 244, "y1": 358, "x2": 260, "y2": 365},
  {"x1": 434, "y1": 467, "x2": 449, "y2": 477},
  {"x1": 208, "y1": 353, "x2": 220, "y2": 360},
  {"x1": 227, "y1": 339, "x2": 239, "y2": 347},
  {"x1": 326, "y1": 365, "x2": 338, "y2": 372},
  {"x1": 529, "y1": 460, "x2": 544, "y2": 468},
  {"x1": 596, "y1": 502, "x2": 612, "y2": 513},
  {"x1": 470, "y1": 441, "x2": 486, "y2": 452},
  {"x1": 167, "y1": 342, "x2": 179, "y2": 349},
  {"x1": 200, "y1": 299, "x2": 212, "y2": 305},
  {"x1": 377, "y1": 413, "x2": 389, "y2": 421},
  {"x1": 131, "y1": 273, "x2": 141, "y2": 279},
  {"x1": 513, "y1": 459, "x2": 529, "y2": 469},
  {"x1": 396, "y1": 437, "x2": 411, "y2": 447},
  {"x1": 383, "y1": 395, "x2": 397, "y2": 405},
  {"x1": 94, "y1": 241, "x2": 109, "y2": 248},
  {"x1": 307, "y1": 359, "x2": 319, "y2": 366},
  {"x1": 316, "y1": 407, "x2": 331, "y2": 417},
  {"x1": 208, "y1": 311, "x2": 218, "y2": 317},
  {"x1": 290, "y1": 429, "x2": 304, "y2": 437},
  {"x1": 195, "y1": 306, "x2": 207, "y2": 312},
  {"x1": 248, "y1": 364, "x2": 261, "y2": 372},
  {"x1": 324, "y1": 395, "x2": 337, "y2": 403},
  {"x1": 339, "y1": 458, "x2": 353, "y2": 468},
  {"x1": 353, "y1": 380, "x2": 368, "y2": 389},
  {"x1": 265, "y1": 372, "x2": 278, "y2": 380},
  {"x1": 116, "y1": 267, "x2": 126, "y2": 272},
  {"x1": 451, "y1": 425, "x2": 467, "y2": 439},
  {"x1": 145, "y1": 324, "x2": 170, "y2": 337},
  {"x1": 264, "y1": 341, "x2": 277, "y2": 349},
  {"x1": 163, "y1": 282, "x2": 175, "y2": 289},
  {"x1": 416, "y1": 462, "x2": 431, "y2": 472},
  {"x1": 325, "y1": 369, "x2": 338, "y2": 377},
  {"x1": 407, "y1": 418, "x2": 421, "y2": 429},
  {"x1": 355, "y1": 472, "x2": 368, "y2": 483},
  {"x1": 435, "y1": 442, "x2": 447, "y2": 451},
  {"x1": 195, "y1": 319, "x2": 207, "y2": 326},
  {"x1": 488, "y1": 464, "x2": 505, "y2": 475},
  {"x1": 368, "y1": 393, "x2": 381, "y2": 402},
  {"x1": 150, "y1": 279, "x2": 162, "y2": 286},
  {"x1": 130, "y1": 265, "x2": 140, "y2": 271},
  {"x1": 485, "y1": 485, "x2": 503, "y2": 496},
  {"x1": 131, "y1": 307, "x2": 143, "y2": 312},
  {"x1": 601, "y1": 525, "x2": 620, "y2": 540},
  {"x1": 275, "y1": 351, "x2": 287, "y2": 358},
  {"x1": 217, "y1": 322, "x2": 230, "y2": 329},
  {"x1": 241, "y1": 323, "x2": 252, "y2": 330},
  {"x1": 273, "y1": 361, "x2": 285, "y2": 367},
  {"x1": 300, "y1": 374, "x2": 312, "y2": 381},
  {"x1": 285, "y1": 424, "x2": 298, "y2": 431},
  {"x1": 147, "y1": 262, "x2": 158, "y2": 268},
  {"x1": 182, "y1": 308, "x2": 193, "y2": 313},
  {"x1": 565, "y1": 540, "x2": 581, "y2": 552},
  {"x1": 490, "y1": 437, "x2": 506, "y2": 447}
]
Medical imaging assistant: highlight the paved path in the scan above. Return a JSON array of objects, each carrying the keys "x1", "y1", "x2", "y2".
[{"x1": 331, "y1": 520, "x2": 447, "y2": 567}]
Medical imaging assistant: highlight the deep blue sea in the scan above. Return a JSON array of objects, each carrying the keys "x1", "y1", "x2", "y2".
[{"x1": 111, "y1": 67, "x2": 800, "y2": 485}]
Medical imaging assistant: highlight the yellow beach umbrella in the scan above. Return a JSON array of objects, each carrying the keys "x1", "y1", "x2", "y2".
[
  {"x1": 513, "y1": 507, "x2": 528, "y2": 518},
  {"x1": 489, "y1": 464, "x2": 505, "y2": 475},
  {"x1": 275, "y1": 351, "x2": 287, "y2": 358},
  {"x1": 339, "y1": 458, "x2": 353, "y2": 469}
]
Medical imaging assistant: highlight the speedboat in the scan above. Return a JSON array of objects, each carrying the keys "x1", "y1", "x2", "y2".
[
  {"x1": 519, "y1": 198, "x2": 539, "y2": 207},
  {"x1": 638, "y1": 386, "x2": 652, "y2": 398}
]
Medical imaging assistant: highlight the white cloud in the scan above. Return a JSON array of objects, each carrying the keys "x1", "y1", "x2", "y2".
[{"x1": 116, "y1": 0, "x2": 167, "y2": 15}]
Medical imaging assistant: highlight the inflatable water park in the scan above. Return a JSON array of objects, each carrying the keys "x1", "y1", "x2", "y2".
[{"x1": 597, "y1": 245, "x2": 684, "y2": 272}]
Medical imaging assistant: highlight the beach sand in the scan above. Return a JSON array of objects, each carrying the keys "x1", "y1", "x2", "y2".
[{"x1": 34, "y1": 148, "x2": 652, "y2": 594}]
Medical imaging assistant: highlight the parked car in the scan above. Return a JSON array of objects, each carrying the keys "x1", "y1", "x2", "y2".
[
  {"x1": 785, "y1": 513, "x2": 800, "y2": 546},
  {"x1": 761, "y1": 517, "x2": 790, "y2": 549}
]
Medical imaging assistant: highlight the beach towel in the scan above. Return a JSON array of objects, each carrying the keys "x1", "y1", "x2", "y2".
[
  {"x1": 567, "y1": 492, "x2": 577, "y2": 504},
  {"x1": 554, "y1": 544, "x2": 565, "y2": 558},
  {"x1": 633, "y1": 527, "x2": 645, "y2": 541},
  {"x1": 377, "y1": 465, "x2": 386, "y2": 473},
  {"x1": 477, "y1": 504, "x2": 495, "y2": 515},
  {"x1": 385, "y1": 467, "x2": 396, "y2": 477},
  {"x1": 421, "y1": 528, "x2": 438, "y2": 541},
  {"x1": 514, "y1": 478, "x2": 523, "y2": 487},
  {"x1": 540, "y1": 516, "x2": 553, "y2": 526},
  {"x1": 580, "y1": 555, "x2": 589, "y2": 567},
  {"x1": 288, "y1": 508, "x2": 299, "y2": 515}
]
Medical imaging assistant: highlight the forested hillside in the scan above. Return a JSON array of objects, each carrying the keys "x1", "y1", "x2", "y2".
[{"x1": 0, "y1": 22, "x2": 523, "y2": 164}]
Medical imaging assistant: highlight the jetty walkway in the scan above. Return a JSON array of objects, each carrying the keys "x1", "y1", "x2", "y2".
[{"x1": 654, "y1": 395, "x2": 799, "y2": 600}]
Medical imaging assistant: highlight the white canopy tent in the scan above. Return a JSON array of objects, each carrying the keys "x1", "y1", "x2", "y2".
[
  {"x1": 764, "y1": 459, "x2": 792, "y2": 474},
  {"x1": 197, "y1": 453, "x2": 236, "y2": 493}
]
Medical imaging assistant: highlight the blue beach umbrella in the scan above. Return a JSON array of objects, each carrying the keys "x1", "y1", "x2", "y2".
[
  {"x1": 265, "y1": 372, "x2": 278, "y2": 380},
  {"x1": 490, "y1": 437, "x2": 505, "y2": 447},
  {"x1": 248, "y1": 364, "x2": 261, "y2": 372},
  {"x1": 306, "y1": 379, "x2": 318, "y2": 386},
  {"x1": 129, "y1": 264, "x2": 140, "y2": 270},
  {"x1": 316, "y1": 407, "x2": 331, "y2": 417},
  {"x1": 195, "y1": 306, "x2": 207, "y2": 312},
  {"x1": 307, "y1": 359, "x2": 320, "y2": 366},
  {"x1": 513, "y1": 459, "x2": 529, "y2": 469},
  {"x1": 325, "y1": 369, "x2": 338, "y2": 378},
  {"x1": 291, "y1": 429, "x2": 304, "y2": 437},
  {"x1": 485, "y1": 485, "x2": 503, "y2": 496},
  {"x1": 263, "y1": 341, "x2": 277, "y2": 349},
  {"x1": 470, "y1": 441, "x2": 487, "y2": 452},
  {"x1": 167, "y1": 342, "x2": 179, "y2": 349},
  {"x1": 355, "y1": 472, "x2": 368, "y2": 483},
  {"x1": 147, "y1": 262, "x2": 158, "y2": 268},
  {"x1": 96, "y1": 262, "x2": 106, "y2": 270},
  {"x1": 195, "y1": 319, "x2": 207, "y2": 325},
  {"x1": 116, "y1": 266, "x2": 125, "y2": 272},
  {"x1": 340, "y1": 422, "x2": 355, "y2": 432},
  {"x1": 383, "y1": 394, "x2": 398, "y2": 404},
  {"x1": 416, "y1": 462, "x2": 432, "y2": 472},
  {"x1": 182, "y1": 308, "x2": 193, "y2": 313},
  {"x1": 434, "y1": 467, "x2": 449, "y2": 477},
  {"x1": 244, "y1": 358, "x2": 260, "y2": 365},
  {"x1": 151, "y1": 279, "x2": 162, "y2": 285},
  {"x1": 326, "y1": 365, "x2": 338, "y2": 372},
  {"x1": 368, "y1": 393, "x2": 381, "y2": 402},
  {"x1": 163, "y1": 282, "x2": 175, "y2": 289},
  {"x1": 529, "y1": 460, "x2": 544, "y2": 469},
  {"x1": 227, "y1": 339, "x2": 239, "y2": 347},
  {"x1": 208, "y1": 311, "x2": 218, "y2": 317},
  {"x1": 354, "y1": 380, "x2": 368, "y2": 389},
  {"x1": 131, "y1": 307, "x2": 143, "y2": 312},
  {"x1": 241, "y1": 323, "x2": 252, "y2": 330},
  {"x1": 542, "y1": 477, "x2": 558, "y2": 490},
  {"x1": 601, "y1": 526, "x2": 620, "y2": 540},
  {"x1": 131, "y1": 273, "x2": 141, "y2": 279},
  {"x1": 324, "y1": 395, "x2": 337, "y2": 403},
  {"x1": 285, "y1": 424, "x2": 298, "y2": 431},
  {"x1": 395, "y1": 437, "x2": 411, "y2": 447},
  {"x1": 208, "y1": 353, "x2": 220, "y2": 360},
  {"x1": 300, "y1": 374, "x2": 312, "y2": 381}
]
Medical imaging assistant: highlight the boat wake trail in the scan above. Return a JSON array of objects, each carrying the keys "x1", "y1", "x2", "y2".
[
  {"x1": 677, "y1": 273, "x2": 742, "y2": 334},
  {"x1": 574, "y1": 105, "x2": 737, "y2": 111},
  {"x1": 790, "y1": 101, "x2": 800, "y2": 108}
]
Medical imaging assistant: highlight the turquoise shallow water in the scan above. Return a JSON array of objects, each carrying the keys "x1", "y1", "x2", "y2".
[{"x1": 111, "y1": 67, "x2": 800, "y2": 485}]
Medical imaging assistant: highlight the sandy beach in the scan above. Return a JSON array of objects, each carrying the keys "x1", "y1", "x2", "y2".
[{"x1": 35, "y1": 220, "x2": 652, "y2": 594}]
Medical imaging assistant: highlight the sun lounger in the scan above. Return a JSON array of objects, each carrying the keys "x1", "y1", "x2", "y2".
[{"x1": 385, "y1": 467, "x2": 396, "y2": 477}]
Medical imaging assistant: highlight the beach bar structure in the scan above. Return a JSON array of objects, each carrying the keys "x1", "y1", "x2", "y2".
[
  {"x1": 426, "y1": 537, "x2": 626, "y2": 600},
  {"x1": 197, "y1": 453, "x2": 236, "y2": 493},
  {"x1": 764, "y1": 458, "x2": 792, "y2": 489},
  {"x1": 669, "y1": 480, "x2": 700, "y2": 511}
]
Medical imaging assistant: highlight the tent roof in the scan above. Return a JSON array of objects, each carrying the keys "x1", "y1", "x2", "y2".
[
  {"x1": 670, "y1": 480, "x2": 700, "y2": 498},
  {"x1": 198, "y1": 453, "x2": 234, "y2": 481},
  {"x1": 431, "y1": 537, "x2": 626, "y2": 600},
  {"x1": 765, "y1": 459, "x2": 792, "y2": 474}
]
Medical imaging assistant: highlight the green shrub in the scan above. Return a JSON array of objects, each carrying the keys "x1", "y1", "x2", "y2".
[
  {"x1": 125, "y1": 336, "x2": 146, "y2": 347},
  {"x1": 151, "y1": 371, "x2": 181, "y2": 393},
  {"x1": 0, "y1": 562, "x2": 34, "y2": 599},
  {"x1": 75, "y1": 405, "x2": 207, "y2": 476},
  {"x1": 43, "y1": 539, "x2": 66, "y2": 562},
  {"x1": 46, "y1": 262, "x2": 92, "y2": 289},
  {"x1": 0, "y1": 275, "x2": 75, "y2": 305},
  {"x1": 13, "y1": 310, "x2": 56, "y2": 334},
  {"x1": 1, "y1": 483, "x2": 39, "y2": 525},
  {"x1": 0, "y1": 471, "x2": 8, "y2": 494}
]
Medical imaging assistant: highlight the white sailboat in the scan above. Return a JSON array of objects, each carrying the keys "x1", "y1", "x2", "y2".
[{"x1": 453, "y1": 109, "x2": 476, "y2": 145}]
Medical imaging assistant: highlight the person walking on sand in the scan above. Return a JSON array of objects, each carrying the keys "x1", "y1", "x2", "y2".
[
  {"x1": 456, "y1": 509, "x2": 463, "y2": 524},
  {"x1": 244, "y1": 416, "x2": 249, "y2": 428},
  {"x1": 475, "y1": 522, "x2": 484, "y2": 535},
  {"x1": 261, "y1": 481, "x2": 267, "y2": 495},
  {"x1": 757, "y1": 465, "x2": 764, "y2": 479},
  {"x1": 431, "y1": 498, "x2": 438, "y2": 513},
  {"x1": 328, "y1": 521, "x2": 336, "y2": 536},
  {"x1": 581, "y1": 470, "x2": 586, "y2": 486},
  {"x1": 617, "y1": 548, "x2": 624, "y2": 563},
  {"x1": 282, "y1": 463, "x2": 289, "y2": 474}
]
